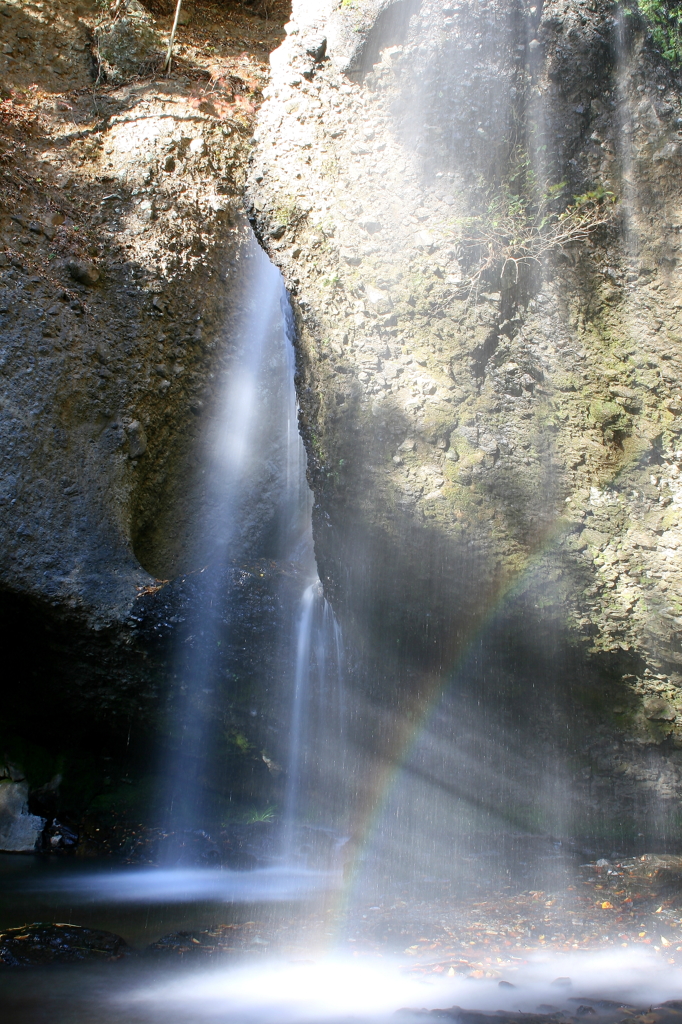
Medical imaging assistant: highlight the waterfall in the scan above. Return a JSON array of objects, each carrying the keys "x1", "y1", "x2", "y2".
[
  {"x1": 164, "y1": 243, "x2": 282, "y2": 836},
  {"x1": 278, "y1": 283, "x2": 347, "y2": 861},
  {"x1": 163, "y1": 232, "x2": 346, "y2": 856},
  {"x1": 282, "y1": 580, "x2": 318, "y2": 857},
  {"x1": 281, "y1": 579, "x2": 347, "y2": 862}
]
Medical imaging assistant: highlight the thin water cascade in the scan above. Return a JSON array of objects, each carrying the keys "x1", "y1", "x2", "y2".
[
  {"x1": 282, "y1": 580, "x2": 318, "y2": 858},
  {"x1": 282, "y1": 578, "x2": 347, "y2": 862},
  {"x1": 164, "y1": 245, "x2": 284, "y2": 835},
  {"x1": 159, "y1": 230, "x2": 347, "y2": 870},
  {"x1": 14, "y1": 232, "x2": 349, "y2": 910},
  {"x1": 279, "y1": 282, "x2": 348, "y2": 861}
]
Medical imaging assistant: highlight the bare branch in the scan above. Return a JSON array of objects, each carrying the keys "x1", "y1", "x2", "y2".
[
  {"x1": 164, "y1": 0, "x2": 183, "y2": 75},
  {"x1": 459, "y1": 188, "x2": 616, "y2": 299}
]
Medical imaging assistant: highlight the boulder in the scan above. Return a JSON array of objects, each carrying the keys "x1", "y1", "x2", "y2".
[
  {"x1": 65, "y1": 259, "x2": 100, "y2": 286},
  {"x1": 0, "y1": 780, "x2": 45, "y2": 852},
  {"x1": 0, "y1": 923, "x2": 129, "y2": 966},
  {"x1": 96, "y1": 0, "x2": 162, "y2": 83}
]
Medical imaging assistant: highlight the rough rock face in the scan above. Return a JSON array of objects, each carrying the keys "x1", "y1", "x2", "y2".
[
  {"x1": 248, "y1": 0, "x2": 682, "y2": 830},
  {"x1": 96, "y1": 0, "x2": 163, "y2": 83},
  {"x1": 0, "y1": 765, "x2": 44, "y2": 852},
  {"x1": 0, "y1": 0, "x2": 290, "y2": 805},
  {"x1": 0, "y1": 0, "x2": 271, "y2": 627}
]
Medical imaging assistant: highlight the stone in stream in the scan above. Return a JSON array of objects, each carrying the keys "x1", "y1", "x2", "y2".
[
  {"x1": 396, "y1": 1009, "x2": 572, "y2": 1023},
  {"x1": 147, "y1": 922, "x2": 262, "y2": 959},
  {"x1": 0, "y1": 769, "x2": 45, "y2": 853},
  {"x1": 0, "y1": 922, "x2": 130, "y2": 966}
]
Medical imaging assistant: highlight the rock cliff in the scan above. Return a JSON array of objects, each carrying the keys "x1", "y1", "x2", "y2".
[
  {"x1": 0, "y1": 0, "x2": 291, "y2": 819},
  {"x1": 248, "y1": 0, "x2": 682, "y2": 832},
  {"x1": 4, "y1": 0, "x2": 682, "y2": 839}
]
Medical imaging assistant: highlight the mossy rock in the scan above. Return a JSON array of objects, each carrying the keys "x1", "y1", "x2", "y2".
[
  {"x1": 0, "y1": 923, "x2": 130, "y2": 966},
  {"x1": 589, "y1": 399, "x2": 625, "y2": 426},
  {"x1": 96, "y1": 1, "x2": 162, "y2": 83}
]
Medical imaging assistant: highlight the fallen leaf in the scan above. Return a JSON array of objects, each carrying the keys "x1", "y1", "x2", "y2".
[{"x1": 601, "y1": 901, "x2": 614, "y2": 910}]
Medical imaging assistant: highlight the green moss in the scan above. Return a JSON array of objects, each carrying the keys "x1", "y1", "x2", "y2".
[
  {"x1": 552, "y1": 372, "x2": 580, "y2": 393},
  {"x1": 272, "y1": 196, "x2": 300, "y2": 228},
  {"x1": 229, "y1": 730, "x2": 252, "y2": 754},
  {"x1": 589, "y1": 399, "x2": 624, "y2": 426}
]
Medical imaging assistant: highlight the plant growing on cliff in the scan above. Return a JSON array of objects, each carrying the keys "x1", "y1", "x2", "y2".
[
  {"x1": 460, "y1": 168, "x2": 616, "y2": 300},
  {"x1": 630, "y1": 0, "x2": 682, "y2": 63},
  {"x1": 245, "y1": 805, "x2": 276, "y2": 823}
]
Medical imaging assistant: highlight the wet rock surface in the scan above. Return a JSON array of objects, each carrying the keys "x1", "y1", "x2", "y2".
[
  {"x1": 146, "y1": 920, "x2": 271, "y2": 958},
  {"x1": 0, "y1": 764, "x2": 45, "y2": 853},
  {"x1": 0, "y1": 922, "x2": 129, "y2": 966},
  {"x1": 0, "y1": 559, "x2": 314, "y2": 846}
]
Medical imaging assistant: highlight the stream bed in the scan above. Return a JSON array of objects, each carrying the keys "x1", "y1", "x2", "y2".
[{"x1": 3, "y1": 840, "x2": 682, "y2": 1023}]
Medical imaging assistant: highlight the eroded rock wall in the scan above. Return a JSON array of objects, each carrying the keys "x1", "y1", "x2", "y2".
[
  {"x1": 248, "y1": 0, "x2": 682, "y2": 832},
  {"x1": 0, "y1": 0, "x2": 291, "y2": 806}
]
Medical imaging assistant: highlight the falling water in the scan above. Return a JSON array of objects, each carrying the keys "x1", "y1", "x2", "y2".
[
  {"x1": 164, "y1": 243, "x2": 284, "y2": 834},
  {"x1": 282, "y1": 581, "x2": 318, "y2": 857},
  {"x1": 282, "y1": 579, "x2": 347, "y2": 862},
  {"x1": 11, "y1": 232, "x2": 349, "y2": 912},
  {"x1": 161, "y1": 230, "x2": 346, "y2": 859},
  {"x1": 278, "y1": 285, "x2": 348, "y2": 858}
]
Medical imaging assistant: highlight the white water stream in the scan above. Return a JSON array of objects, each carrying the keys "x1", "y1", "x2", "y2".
[{"x1": 120, "y1": 950, "x2": 682, "y2": 1023}]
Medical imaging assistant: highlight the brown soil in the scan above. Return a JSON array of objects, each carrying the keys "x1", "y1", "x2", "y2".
[{"x1": 0, "y1": 0, "x2": 289, "y2": 282}]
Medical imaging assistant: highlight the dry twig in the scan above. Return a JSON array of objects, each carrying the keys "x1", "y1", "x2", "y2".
[
  {"x1": 460, "y1": 185, "x2": 617, "y2": 299},
  {"x1": 164, "y1": 0, "x2": 184, "y2": 73}
]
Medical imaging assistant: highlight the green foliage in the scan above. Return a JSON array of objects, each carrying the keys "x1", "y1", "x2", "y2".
[
  {"x1": 245, "y1": 805, "x2": 276, "y2": 823},
  {"x1": 635, "y1": 0, "x2": 682, "y2": 63},
  {"x1": 222, "y1": 804, "x2": 277, "y2": 825},
  {"x1": 272, "y1": 197, "x2": 301, "y2": 228},
  {"x1": 459, "y1": 147, "x2": 616, "y2": 297},
  {"x1": 229, "y1": 730, "x2": 252, "y2": 754}
]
